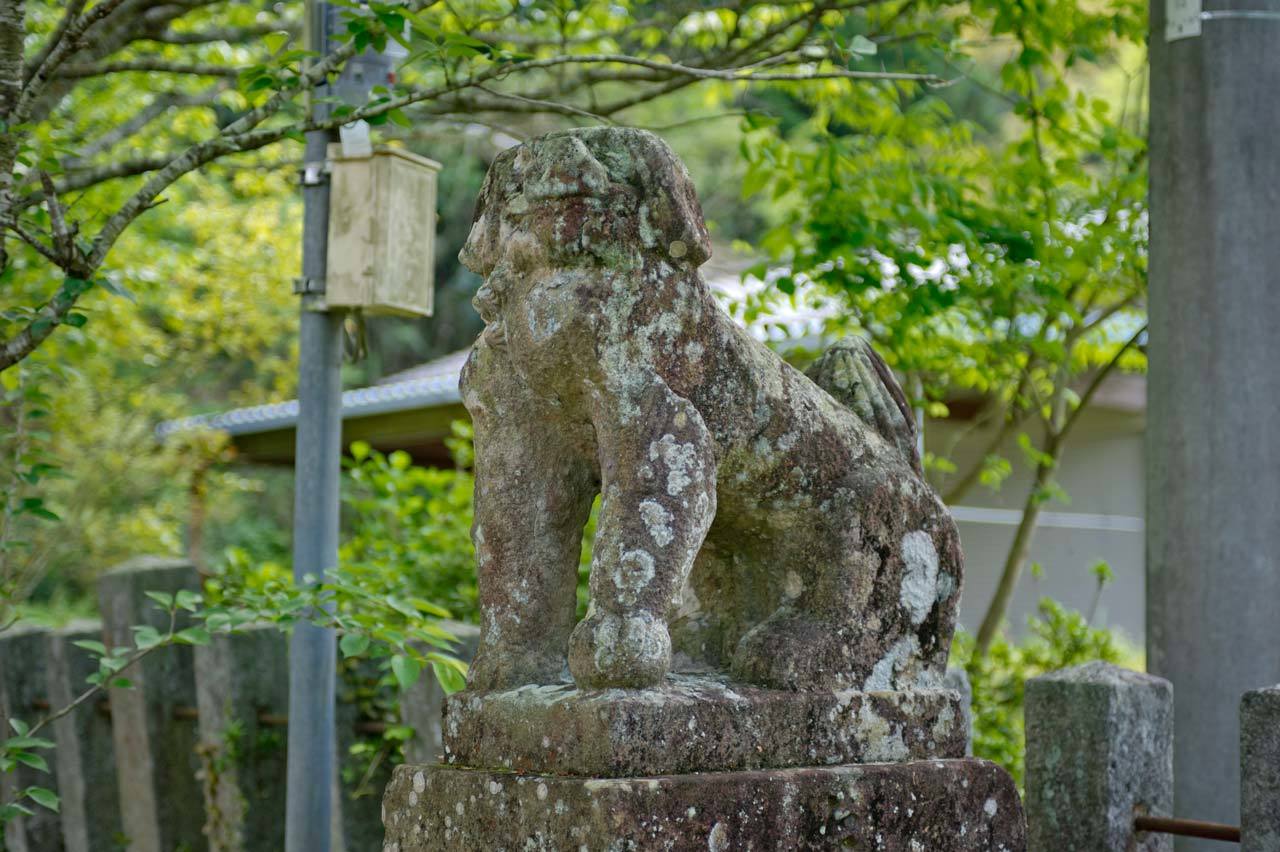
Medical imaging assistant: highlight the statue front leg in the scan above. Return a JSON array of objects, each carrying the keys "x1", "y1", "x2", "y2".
[
  {"x1": 462, "y1": 343, "x2": 596, "y2": 691},
  {"x1": 568, "y1": 376, "x2": 716, "y2": 689}
]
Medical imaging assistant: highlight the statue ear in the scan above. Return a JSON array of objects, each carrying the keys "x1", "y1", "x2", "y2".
[
  {"x1": 625, "y1": 133, "x2": 712, "y2": 267},
  {"x1": 650, "y1": 159, "x2": 712, "y2": 266}
]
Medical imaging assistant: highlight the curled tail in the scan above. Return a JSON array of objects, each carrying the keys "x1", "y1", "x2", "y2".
[{"x1": 806, "y1": 337, "x2": 920, "y2": 471}]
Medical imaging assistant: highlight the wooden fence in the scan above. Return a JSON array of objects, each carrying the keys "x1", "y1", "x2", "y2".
[{"x1": 0, "y1": 557, "x2": 478, "y2": 852}]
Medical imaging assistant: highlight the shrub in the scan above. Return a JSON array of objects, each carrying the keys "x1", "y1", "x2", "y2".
[{"x1": 952, "y1": 597, "x2": 1140, "y2": 787}]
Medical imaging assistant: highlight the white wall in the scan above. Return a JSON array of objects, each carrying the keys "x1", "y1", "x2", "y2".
[{"x1": 928, "y1": 407, "x2": 1145, "y2": 644}]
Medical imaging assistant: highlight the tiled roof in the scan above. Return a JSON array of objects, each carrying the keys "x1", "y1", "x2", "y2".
[{"x1": 156, "y1": 350, "x2": 467, "y2": 439}]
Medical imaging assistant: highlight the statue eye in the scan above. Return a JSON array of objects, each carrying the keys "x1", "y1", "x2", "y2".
[{"x1": 505, "y1": 192, "x2": 531, "y2": 218}]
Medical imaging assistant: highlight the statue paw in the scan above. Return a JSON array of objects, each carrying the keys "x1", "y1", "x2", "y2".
[{"x1": 568, "y1": 610, "x2": 672, "y2": 689}]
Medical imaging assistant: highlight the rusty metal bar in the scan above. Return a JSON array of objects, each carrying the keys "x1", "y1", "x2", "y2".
[{"x1": 1134, "y1": 815, "x2": 1240, "y2": 843}]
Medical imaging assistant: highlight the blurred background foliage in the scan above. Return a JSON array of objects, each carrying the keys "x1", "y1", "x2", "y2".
[{"x1": 2, "y1": 0, "x2": 1149, "y2": 781}]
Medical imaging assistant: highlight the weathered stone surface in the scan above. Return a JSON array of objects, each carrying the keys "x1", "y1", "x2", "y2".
[
  {"x1": 944, "y1": 666, "x2": 973, "y2": 756},
  {"x1": 0, "y1": 624, "x2": 62, "y2": 852},
  {"x1": 392, "y1": 126, "x2": 1018, "y2": 852},
  {"x1": 193, "y1": 624, "x2": 291, "y2": 852},
  {"x1": 1025, "y1": 662, "x2": 1172, "y2": 852},
  {"x1": 457, "y1": 126, "x2": 961, "y2": 694},
  {"x1": 442, "y1": 675, "x2": 964, "y2": 776},
  {"x1": 98, "y1": 557, "x2": 206, "y2": 852},
  {"x1": 382, "y1": 759, "x2": 1025, "y2": 851},
  {"x1": 46, "y1": 621, "x2": 124, "y2": 852},
  {"x1": 1241, "y1": 685, "x2": 1280, "y2": 852}
]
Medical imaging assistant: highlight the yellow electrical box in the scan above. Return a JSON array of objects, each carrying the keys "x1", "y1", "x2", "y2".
[{"x1": 324, "y1": 145, "x2": 441, "y2": 316}]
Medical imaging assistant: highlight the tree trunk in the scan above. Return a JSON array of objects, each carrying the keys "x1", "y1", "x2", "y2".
[{"x1": 973, "y1": 440, "x2": 1059, "y2": 654}]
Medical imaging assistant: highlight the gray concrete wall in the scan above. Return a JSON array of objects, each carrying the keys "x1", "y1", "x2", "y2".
[{"x1": 926, "y1": 406, "x2": 1145, "y2": 642}]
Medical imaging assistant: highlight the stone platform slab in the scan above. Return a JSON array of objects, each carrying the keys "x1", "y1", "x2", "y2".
[
  {"x1": 382, "y1": 759, "x2": 1026, "y2": 851},
  {"x1": 442, "y1": 675, "x2": 965, "y2": 777}
]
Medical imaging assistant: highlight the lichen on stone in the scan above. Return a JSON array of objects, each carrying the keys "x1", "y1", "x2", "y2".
[{"x1": 456, "y1": 126, "x2": 963, "y2": 695}]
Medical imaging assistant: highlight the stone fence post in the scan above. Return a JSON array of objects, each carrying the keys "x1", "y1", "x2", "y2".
[
  {"x1": 1241, "y1": 685, "x2": 1280, "y2": 852},
  {"x1": 46, "y1": 621, "x2": 124, "y2": 852},
  {"x1": 1, "y1": 625, "x2": 63, "y2": 852},
  {"x1": 98, "y1": 556, "x2": 206, "y2": 852},
  {"x1": 1025, "y1": 661, "x2": 1173, "y2": 852},
  {"x1": 194, "y1": 624, "x2": 291, "y2": 852},
  {"x1": 0, "y1": 620, "x2": 124, "y2": 852}
]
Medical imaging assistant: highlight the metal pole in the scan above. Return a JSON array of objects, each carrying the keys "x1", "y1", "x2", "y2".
[{"x1": 285, "y1": 2, "x2": 341, "y2": 850}]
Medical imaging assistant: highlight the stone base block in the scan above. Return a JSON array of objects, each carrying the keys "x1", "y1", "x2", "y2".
[
  {"x1": 382, "y1": 759, "x2": 1026, "y2": 851},
  {"x1": 443, "y1": 675, "x2": 965, "y2": 776}
]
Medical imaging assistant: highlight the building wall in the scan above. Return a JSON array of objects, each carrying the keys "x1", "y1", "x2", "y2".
[{"x1": 927, "y1": 407, "x2": 1146, "y2": 645}]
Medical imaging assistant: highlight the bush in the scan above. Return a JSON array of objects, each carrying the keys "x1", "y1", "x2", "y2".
[
  {"x1": 340, "y1": 428, "x2": 478, "y2": 623},
  {"x1": 952, "y1": 597, "x2": 1140, "y2": 787}
]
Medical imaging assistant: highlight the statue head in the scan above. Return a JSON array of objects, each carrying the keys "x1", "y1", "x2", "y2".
[{"x1": 459, "y1": 128, "x2": 712, "y2": 324}]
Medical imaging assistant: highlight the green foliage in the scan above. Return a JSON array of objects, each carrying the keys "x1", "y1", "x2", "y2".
[
  {"x1": 210, "y1": 428, "x2": 482, "y2": 695},
  {"x1": 953, "y1": 597, "x2": 1137, "y2": 788},
  {"x1": 340, "y1": 428, "x2": 477, "y2": 623},
  {"x1": 737, "y1": 0, "x2": 1149, "y2": 643}
]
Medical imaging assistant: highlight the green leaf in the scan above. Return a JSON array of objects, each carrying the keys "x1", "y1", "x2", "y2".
[
  {"x1": 406, "y1": 597, "x2": 449, "y2": 618},
  {"x1": 9, "y1": 718, "x2": 29, "y2": 736},
  {"x1": 1, "y1": 801, "x2": 35, "y2": 819},
  {"x1": 849, "y1": 35, "x2": 878, "y2": 56},
  {"x1": 144, "y1": 590, "x2": 175, "y2": 610},
  {"x1": 26, "y1": 786, "x2": 59, "y2": 812},
  {"x1": 72, "y1": 639, "x2": 107, "y2": 655},
  {"x1": 132, "y1": 625, "x2": 164, "y2": 649},
  {"x1": 175, "y1": 627, "x2": 211, "y2": 646},
  {"x1": 91, "y1": 277, "x2": 131, "y2": 302},
  {"x1": 16, "y1": 751, "x2": 49, "y2": 772},
  {"x1": 340, "y1": 633, "x2": 370, "y2": 658},
  {"x1": 61, "y1": 276, "x2": 94, "y2": 297},
  {"x1": 5, "y1": 736, "x2": 54, "y2": 750},
  {"x1": 431, "y1": 660, "x2": 465, "y2": 694},
  {"x1": 175, "y1": 589, "x2": 202, "y2": 612},
  {"x1": 264, "y1": 30, "x2": 291, "y2": 55},
  {"x1": 390, "y1": 654, "x2": 421, "y2": 689}
]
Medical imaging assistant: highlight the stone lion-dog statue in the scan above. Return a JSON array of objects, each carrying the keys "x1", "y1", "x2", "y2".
[{"x1": 457, "y1": 127, "x2": 961, "y2": 693}]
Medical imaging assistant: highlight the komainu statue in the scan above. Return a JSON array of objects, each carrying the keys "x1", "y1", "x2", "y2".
[{"x1": 457, "y1": 127, "x2": 961, "y2": 693}]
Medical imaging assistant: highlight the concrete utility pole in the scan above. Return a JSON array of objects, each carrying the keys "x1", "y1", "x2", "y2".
[
  {"x1": 1148, "y1": 2, "x2": 1280, "y2": 848},
  {"x1": 285, "y1": 2, "x2": 341, "y2": 850}
]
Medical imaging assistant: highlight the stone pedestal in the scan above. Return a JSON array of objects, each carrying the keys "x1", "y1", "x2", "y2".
[
  {"x1": 383, "y1": 677, "x2": 1025, "y2": 850},
  {"x1": 384, "y1": 760, "x2": 1024, "y2": 851}
]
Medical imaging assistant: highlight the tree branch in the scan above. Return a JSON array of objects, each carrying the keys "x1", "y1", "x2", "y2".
[
  {"x1": 54, "y1": 59, "x2": 242, "y2": 79},
  {"x1": 0, "y1": 276, "x2": 95, "y2": 372},
  {"x1": 22, "y1": 0, "x2": 86, "y2": 84},
  {"x1": 68, "y1": 83, "x2": 226, "y2": 163},
  {"x1": 1057, "y1": 323, "x2": 1147, "y2": 440},
  {"x1": 470, "y1": 84, "x2": 613, "y2": 124},
  {"x1": 7, "y1": 219, "x2": 61, "y2": 266},
  {"x1": 141, "y1": 21, "x2": 295, "y2": 45},
  {"x1": 14, "y1": 0, "x2": 132, "y2": 124}
]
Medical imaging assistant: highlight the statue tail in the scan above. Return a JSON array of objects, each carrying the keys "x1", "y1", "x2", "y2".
[{"x1": 806, "y1": 338, "x2": 921, "y2": 471}]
